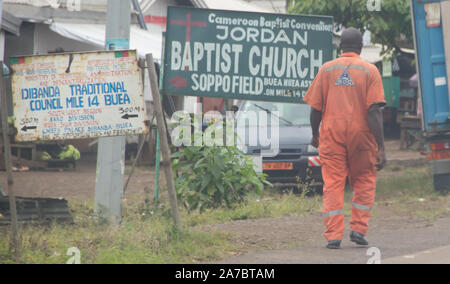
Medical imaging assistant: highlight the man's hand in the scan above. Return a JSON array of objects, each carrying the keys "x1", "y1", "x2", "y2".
[
  {"x1": 376, "y1": 148, "x2": 386, "y2": 171},
  {"x1": 311, "y1": 136, "x2": 320, "y2": 148},
  {"x1": 310, "y1": 108, "x2": 322, "y2": 149},
  {"x1": 368, "y1": 104, "x2": 386, "y2": 171}
]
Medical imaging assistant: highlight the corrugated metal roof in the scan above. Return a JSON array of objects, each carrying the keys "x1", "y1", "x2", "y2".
[
  {"x1": 192, "y1": 0, "x2": 271, "y2": 13},
  {"x1": 50, "y1": 22, "x2": 164, "y2": 59},
  {"x1": 5, "y1": 0, "x2": 64, "y2": 7},
  {"x1": 5, "y1": 0, "x2": 107, "y2": 11},
  {"x1": 3, "y1": 0, "x2": 154, "y2": 24},
  {"x1": 2, "y1": 11, "x2": 22, "y2": 36},
  {"x1": 5, "y1": 0, "x2": 157, "y2": 13}
]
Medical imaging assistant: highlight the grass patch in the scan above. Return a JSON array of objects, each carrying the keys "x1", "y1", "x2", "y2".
[
  {"x1": 0, "y1": 190, "x2": 320, "y2": 264},
  {"x1": 374, "y1": 165, "x2": 450, "y2": 221},
  {"x1": 376, "y1": 166, "x2": 434, "y2": 199},
  {"x1": 0, "y1": 201, "x2": 232, "y2": 264},
  {"x1": 340, "y1": 165, "x2": 450, "y2": 222},
  {"x1": 185, "y1": 192, "x2": 322, "y2": 227}
]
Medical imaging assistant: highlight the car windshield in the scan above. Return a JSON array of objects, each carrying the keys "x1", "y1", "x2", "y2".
[{"x1": 238, "y1": 101, "x2": 311, "y2": 126}]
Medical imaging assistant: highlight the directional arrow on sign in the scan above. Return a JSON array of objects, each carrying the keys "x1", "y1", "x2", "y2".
[
  {"x1": 169, "y1": 76, "x2": 187, "y2": 89},
  {"x1": 21, "y1": 126, "x2": 37, "y2": 132},
  {"x1": 121, "y1": 114, "x2": 138, "y2": 120}
]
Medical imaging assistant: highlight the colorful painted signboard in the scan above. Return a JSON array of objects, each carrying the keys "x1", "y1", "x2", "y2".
[{"x1": 10, "y1": 50, "x2": 148, "y2": 142}]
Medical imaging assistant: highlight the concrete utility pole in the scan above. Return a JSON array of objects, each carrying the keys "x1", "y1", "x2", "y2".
[{"x1": 94, "y1": 0, "x2": 131, "y2": 225}]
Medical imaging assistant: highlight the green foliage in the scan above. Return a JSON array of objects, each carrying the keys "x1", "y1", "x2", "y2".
[
  {"x1": 7, "y1": 116, "x2": 14, "y2": 126},
  {"x1": 289, "y1": 0, "x2": 412, "y2": 55},
  {"x1": 57, "y1": 145, "x2": 81, "y2": 161},
  {"x1": 172, "y1": 145, "x2": 270, "y2": 212},
  {"x1": 186, "y1": 192, "x2": 322, "y2": 227},
  {"x1": 38, "y1": 144, "x2": 81, "y2": 161},
  {"x1": 39, "y1": 152, "x2": 52, "y2": 161}
]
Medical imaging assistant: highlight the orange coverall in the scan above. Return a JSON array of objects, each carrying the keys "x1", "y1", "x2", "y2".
[{"x1": 303, "y1": 52, "x2": 386, "y2": 241}]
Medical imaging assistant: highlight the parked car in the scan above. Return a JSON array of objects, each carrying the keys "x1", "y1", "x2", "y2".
[{"x1": 236, "y1": 100, "x2": 323, "y2": 190}]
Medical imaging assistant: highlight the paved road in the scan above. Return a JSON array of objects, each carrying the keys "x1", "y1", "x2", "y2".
[
  {"x1": 383, "y1": 245, "x2": 450, "y2": 264},
  {"x1": 212, "y1": 217, "x2": 450, "y2": 264}
]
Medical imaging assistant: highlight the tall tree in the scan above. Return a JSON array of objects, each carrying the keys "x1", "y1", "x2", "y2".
[{"x1": 289, "y1": 0, "x2": 412, "y2": 55}]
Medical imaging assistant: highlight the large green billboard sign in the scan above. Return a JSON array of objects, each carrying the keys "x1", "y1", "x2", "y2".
[{"x1": 162, "y1": 6, "x2": 333, "y2": 103}]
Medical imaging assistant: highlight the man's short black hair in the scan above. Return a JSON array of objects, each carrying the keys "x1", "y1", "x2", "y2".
[{"x1": 340, "y1": 27, "x2": 363, "y2": 54}]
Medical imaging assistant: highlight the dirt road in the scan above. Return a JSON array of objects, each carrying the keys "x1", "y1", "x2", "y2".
[
  {"x1": 2, "y1": 141, "x2": 449, "y2": 264},
  {"x1": 0, "y1": 139, "x2": 421, "y2": 200},
  {"x1": 206, "y1": 212, "x2": 450, "y2": 264},
  {"x1": 0, "y1": 154, "x2": 162, "y2": 201}
]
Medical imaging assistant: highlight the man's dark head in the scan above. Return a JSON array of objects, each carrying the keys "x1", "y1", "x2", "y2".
[{"x1": 340, "y1": 27, "x2": 363, "y2": 54}]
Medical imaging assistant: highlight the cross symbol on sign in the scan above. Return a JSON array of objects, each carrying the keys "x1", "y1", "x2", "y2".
[{"x1": 170, "y1": 11, "x2": 207, "y2": 42}]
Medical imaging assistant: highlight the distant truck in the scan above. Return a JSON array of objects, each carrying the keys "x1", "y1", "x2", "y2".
[{"x1": 411, "y1": 0, "x2": 450, "y2": 191}]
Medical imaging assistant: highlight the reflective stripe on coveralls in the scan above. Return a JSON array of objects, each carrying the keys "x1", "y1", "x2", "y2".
[
  {"x1": 303, "y1": 52, "x2": 386, "y2": 242},
  {"x1": 323, "y1": 208, "x2": 345, "y2": 218},
  {"x1": 323, "y1": 64, "x2": 371, "y2": 75},
  {"x1": 353, "y1": 202, "x2": 372, "y2": 211}
]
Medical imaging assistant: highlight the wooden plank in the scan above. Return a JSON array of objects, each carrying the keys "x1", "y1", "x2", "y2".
[
  {"x1": 123, "y1": 132, "x2": 149, "y2": 194},
  {"x1": 146, "y1": 54, "x2": 181, "y2": 229},
  {"x1": 0, "y1": 61, "x2": 19, "y2": 256}
]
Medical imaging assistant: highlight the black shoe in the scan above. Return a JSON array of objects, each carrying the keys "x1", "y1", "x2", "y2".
[
  {"x1": 350, "y1": 231, "x2": 369, "y2": 246},
  {"x1": 326, "y1": 240, "x2": 341, "y2": 249}
]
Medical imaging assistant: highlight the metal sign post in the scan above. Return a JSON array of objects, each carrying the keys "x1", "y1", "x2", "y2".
[
  {"x1": 146, "y1": 53, "x2": 181, "y2": 228},
  {"x1": 154, "y1": 131, "x2": 160, "y2": 206}
]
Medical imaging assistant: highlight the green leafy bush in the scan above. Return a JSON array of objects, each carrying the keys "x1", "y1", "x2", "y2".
[
  {"x1": 172, "y1": 145, "x2": 270, "y2": 212},
  {"x1": 58, "y1": 145, "x2": 81, "y2": 161}
]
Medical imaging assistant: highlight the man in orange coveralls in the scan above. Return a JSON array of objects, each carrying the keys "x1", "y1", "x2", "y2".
[{"x1": 303, "y1": 28, "x2": 387, "y2": 249}]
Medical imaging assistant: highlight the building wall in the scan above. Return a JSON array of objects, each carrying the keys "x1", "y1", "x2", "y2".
[
  {"x1": 5, "y1": 22, "x2": 34, "y2": 61},
  {"x1": 5, "y1": 23, "x2": 99, "y2": 60},
  {"x1": 33, "y1": 23, "x2": 100, "y2": 54},
  {"x1": 0, "y1": 32, "x2": 5, "y2": 60},
  {"x1": 4, "y1": 23, "x2": 36, "y2": 115}
]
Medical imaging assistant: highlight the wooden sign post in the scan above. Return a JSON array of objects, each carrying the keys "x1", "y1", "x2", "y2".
[
  {"x1": 0, "y1": 62, "x2": 19, "y2": 257},
  {"x1": 146, "y1": 54, "x2": 181, "y2": 229}
]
